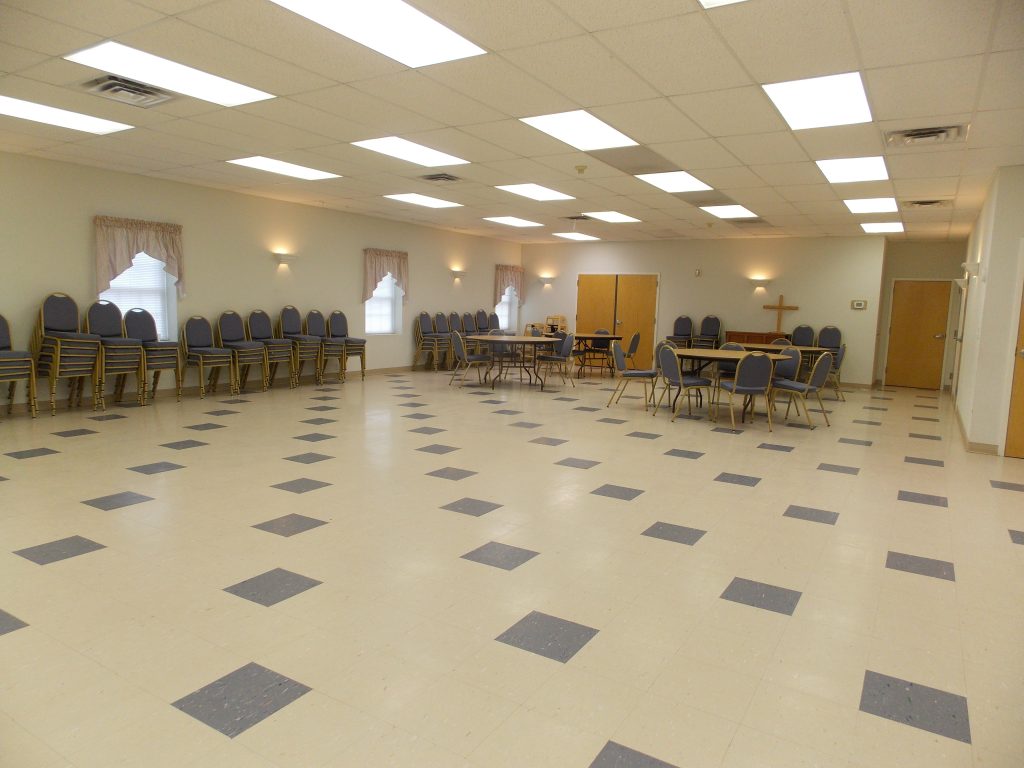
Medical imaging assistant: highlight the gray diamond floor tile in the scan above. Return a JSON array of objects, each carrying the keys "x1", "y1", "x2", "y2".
[
  {"x1": 481, "y1": 399, "x2": 504, "y2": 405},
  {"x1": 185, "y1": 422, "x2": 225, "y2": 431},
  {"x1": 496, "y1": 610, "x2": 598, "y2": 663},
  {"x1": 784, "y1": 422, "x2": 813, "y2": 430},
  {"x1": 914, "y1": 404, "x2": 940, "y2": 410},
  {"x1": 909, "y1": 433, "x2": 941, "y2": 441},
  {"x1": 839, "y1": 437, "x2": 873, "y2": 446},
  {"x1": 253, "y1": 513, "x2": 328, "y2": 537},
  {"x1": 591, "y1": 484, "x2": 644, "y2": 501},
  {"x1": 398, "y1": 402, "x2": 427, "y2": 408},
  {"x1": 510, "y1": 421, "x2": 542, "y2": 428},
  {"x1": 161, "y1": 440, "x2": 207, "y2": 450},
  {"x1": 574, "y1": 406, "x2": 600, "y2": 412},
  {"x1": 720, "y1": 576, "x2": 801, "y2": 615},
  {"x1": 818, "y1": 463, "x2": 860, "y2": 475},
  {"x1": 784, "y1": 505, "x2": 839, "y2": 525},
  {"x1": 220, "y1": 399, "x2": 250, "y2": 404},
  {"x1": 307, "y1": 405, "x2": 338, "y2": 412},
  {"x1": 205, "y1": 409, "x2": 239, "y2": 416},
  {"x1": 863, "y1": 406, "x2": 888, "y2": 411},
  {"x1": 758, "y1": 443, "x2": 794, "y2": 452},
  {"x1": 271, "y1": 478, "x2": 332, "y2": 494},
  {"x1": 664, "y1": 448, "x2": 704, "y2": 460},
  {"x1": 394, "y1": 393, "x2": 420, "y2": 398},
  {"x1": 224, "y1": 567, "x2": 322, "y2": 606},
  {"x1": 5, "y1": 447, "x2": 59, "y2": 460},
  {"x1": 82, "y1": 491, "x2": 153, "y2": 511},
  {"x1": 886, "y1": 551, "x2": 955, "y2": 581},
  {"x1": 441, "y1": 497, "x2": 502, "y2": 517},
  {"x1": 301, "y1": 418, "x2": 336, "y2": 426},
  {"x1": 284, "y1": 452, "x2": 334, "y2": 464},
  {"x1": 715, "y1": 472, "x2": 761, "y2": 487},
  {"x1": 403, "y1": 413, "x2": 435, "y2": 420},
  {"x1": 0, "y1": 608, "x2": 28, "y2": 636},
  {"x1": 493, "y1": 409, "x2": 523, "y2": 415},
  {"x1": 417, "y1": 444, "x2": 459, "y2": 455},
  {"x1": 712, "y1": 427, "x2": 743, "y2": 435},
  {"x1": 555, "y1": 457, "x2": 600, "y2": 469},
  {"x1": 172, "y1": 662, "x2": 311, "y2": 738},
  {"x1": 913, "y1": 416, "x2": 940, "y2": 422},
  {"x1": 905, "y1": 456, "x2": 944, "y2": 467},
  {"x1": 859, "y1": 670, "x2": 971, "y2": 744},
  {"x1": 853, "y1": 419, "x2": 882, "y2": 426},
  {"x1": 426, "y1": 467, "x2": 477, "y2": 481},
  {"x1": 589, "y1": 741, "x2": 679, "y2": 768},
  {"x1": 1009, "y1": 530, "x2": 1024, "y2": 545},
  {"x1": 409, "y1": 426, "x2": 445, "y2": 435},
  {"x1": 128, "y1": 462, "x2": 184, "y2": 475},
  {"x1": 14, "y1": 535, "x2": 105, "y2": 565},
  {"x1": 898, "y1": 490, "x2": 948, "y2": 508},
  {"x1": 626, "y1": 431, "x2": 661, "y2": 440},
  {"x1": 991, "y1": 479, "x2": 1024, "y2": 492},
  {"x1": 554, "y1": 397, "x2": 579, "y2": 402},
  {"x1": 642, "y1": 522, "x2": 706, "y2": 546},
  {"x1": 311, "y1": 396, "x2": 339, "y2": 401},
  {"x1": 871, "y1": 396, "x2": 894, "y2": 401},
  {"x1": 461, "y1": 541, "x2": 539, "y2": 571},
  {"x1": 597, "y1": 417, "x2": 626, "y2": 424},
  {"x1": 53, "y1": 428, "x2": 97, "y2": 438},
  {"x1": 88, "y1": 413, "x2": 127, "y2": 421},
  {"x1": 530, "y1": 437, "x2": 567, "y2": 446},
  {"x1": 293, "y1": 433, "x2": 334, "y2": 442}
]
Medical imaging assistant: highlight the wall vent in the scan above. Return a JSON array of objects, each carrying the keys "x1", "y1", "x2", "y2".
[
  {"x1": 901, "y1": 199, "x2": 952, "y2": 209},
  {"x1": 885, "y1": 125, "x2": 967, "y2": 147},
  {"x1": 83, "y1": 76, "x2": 173, "y2": 108},
  {"x1": 420, "y1": 173, "x2": 461, "y2": 182}
]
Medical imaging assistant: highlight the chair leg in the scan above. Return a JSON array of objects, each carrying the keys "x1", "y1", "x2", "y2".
[
  {"x1": 816, "y1": 391, "x2": 831, "y2": 427},
  {"x1": 764, "y1": 391, "x2": 773, "y2": 432},
  {"x1": 5, "y1": 381, "x2": 14, "y2": 416},
  {"x1": 728, "y1": 390, "x2": 736, "y2": 429},
  {"x1": 198, "y1": 361, "x2": 206, "y2": 398},
  {"x1": 606, "y1": 379, "x2": 623, "y2": 407},
  {"x1": 151, "y1": 369, "x2": 161, "y2": 402}
]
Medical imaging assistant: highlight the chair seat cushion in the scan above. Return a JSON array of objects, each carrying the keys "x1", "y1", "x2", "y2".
[
  {"x1": 335, "y1": 335, "x2": 366, "y2": 345},
  {"x1": 667, "y1": 335, "x2": 690, "y2": 342},
  {"x1": 465, "y1": 354, "x2": 492, "y2": 362},
  {"x1": 0, "y1": 349, "x2": 32, "y2": 360},
  {"x1": 682, "y1": 376, "x2": 711, "y2": 387},
  {"x1": 100, "y1": 336, "x2": 143, "y2": 347},
  {"x1": 720, "y1": 381, "x2": 768, "y2": 394},
  {"x1": 285, "y1": 334, "x2": 321, "y2": 343},
  {"x1": 143, "y1": 341, "x2": 179, "y2": 351},
  {"x1": 773, "y1": 379, "x2": 813, "y2": 393},
  {"x1": 256, "y1": 338, "x2": 291, "y2": 347},
  {"x1": 189, "y1": 346, "x2": 231, "y2": 355},
  {"x1": 536, "y1": 354, "x2": 566, "y2": 362},
  {"x1": 622, "y1": 369, "x2": 657, "y2": 378},
  {"x1": 47, "y1": 330, "x2": 100, "y2": 341},
  {"x1": 225, "y1": 340, "x2": 264, "y2": 350},
  {"x1": 422, "y1": 333, "x2": 450, "y2": 339}
]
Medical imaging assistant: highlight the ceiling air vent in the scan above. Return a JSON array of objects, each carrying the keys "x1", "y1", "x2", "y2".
[
  {"x1": 885, "y1": 125, "x2": 967, "y2": 147},
  {"x1": 902, "y1": 199, "x2": 952, "y2": 209},
  {"x1": 84, "y1": 75, "x2": 173, "y2": 108},
  {"x1": 420, "y1": 173, "x2": 461, "y2": 182},
  {"x1": 563, "y1": 214, "x2": 592, "y2": 221}
]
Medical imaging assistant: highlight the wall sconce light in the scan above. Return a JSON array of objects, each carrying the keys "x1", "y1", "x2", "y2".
[
  {"x1": 750, "y1": 278, "x2": 771, "y2": 289},
  {"x1": 273, "y1": 252, "x2": 296, "y2": 265},
  {"x1": 450, "y1": 268, "x2": 465, "y2": 279},
  {"x1": 539, "y1": 275, "x2": 555, "y2": 286}
]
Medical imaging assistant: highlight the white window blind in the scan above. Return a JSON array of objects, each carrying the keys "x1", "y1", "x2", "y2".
[
  {"x1": 365, "y1": 272, "x2": 403, "y2": 334},
  {"x1": 99, "y1": 252, "x2": 176, "y2": 340},
  {"x1": 495, "y1": 285, "x2": 518, "y2": 332}
]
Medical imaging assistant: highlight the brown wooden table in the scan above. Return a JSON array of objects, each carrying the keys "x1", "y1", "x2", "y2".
[
  {"x1": 674, "y1": 348, "x2": 788, "y2": 424},
  {"x1": 740, "y1": 343, "x2": 831, "y2": 355},
  {"x1": 465, "y1": 335, "x2": 558, "y2": 389}
]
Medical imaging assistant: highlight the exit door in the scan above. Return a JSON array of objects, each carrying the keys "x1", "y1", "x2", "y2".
[{"x1": 576, "y1": 274, "x2": 658, "y2": 368}]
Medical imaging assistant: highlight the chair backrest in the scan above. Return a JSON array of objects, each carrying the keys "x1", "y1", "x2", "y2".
[
  {"x1": 832, "y1": 344, "x2": 846, "y2": 370},
  {"x1": 328, "y1": 310, "x2": 350, "y2": 337},
  {"x1": 124, "y1": 308, "x2": 159, "y2": 342},
  {"x1": 774, "y1": 346, "x2": 801, "y2": 380},
  {"x1": 721, "y1": 341, "x2": 745, "y2": 351},
  {"x1": 611, "y1": 340, "x2": 627, "y2": 372},
  {"x1": 591, "y1": 328, "x2": 611, "y2": 350},
  {"x1": 184, "y1": 316, "x2": 214, "y2": 348},
  {"x1": 673, "y1": 316, "x2": 692, "y2": 337},
  {"x1": 280, "y1": 306, "x2": 303, "y2": 335},
  {"x1": 42, "y1": 293, "x2": 79, "y2": 332},
  {"x1": 462, "y1": 312, "x2": 477, "y2": 334},
  {"x1": 434, "y1": 312, "x2": 451, "y2": 333},
  {"x1": 791, "y1": 324, "x2": 815, "y2": 347},
  {"x1": 699, "y1": 315, "x2": 720, "y2": 337},
  {"x1": 554, "y1": 330, "x2": 568, "y2": 341},
  {"x1": 218, "y1": 311, "x2": 246, "y2": 343},
  {"x1": 487, "y1": 327, "x2": 508, "y2": 354},
  {"x1": 448, "y1": 312, "x2": 462, "y2": 332},
  {"x1": 808, "y1": 352, "x2": 834, "y2": 389},
  {"x1": 306, "y1": 310, "x2": 327, "y2": 338},
  {"x1": 658, "y1": 344, "x2": 682, "y2": 386},
  {"x1": 475, "y1": 309, "x2": 488, "y2": 330},
  {"x1": 487, "y1": 312, "x2": 500, "y2": 330},
  {"x1": 770, "y1": 338, "x2": 789, "y2": 346},
  {"x1": 417, "y1": 311, "x2": 434, "y2": 335},
  {"x1": 247, "y1": 310, "x2": 273, "y2": 341},
  {"x1": 0, "y1": 314, "x2": 11, "y2": 350},
  {"x1": 626, "y1": 331, "x2": 640, "y2": 356},
  {"x1": 86, "y1": 300, "x2": 123, "y2": 338},
  {"x1": 529, "y1": 326, "x2": 542, "y2": 336},
  {"x1": 734, "y1": 352, "x2": 772, "y2": 389},
  {"x1": 818, "y1": 325, "x2": 841, "y2": 349},
  {"x1": 451, "y1": 330, "x2": 466, "y2": 362},
  {"x1": 561, "y1": 333, "x2": 575, "y2": 357}
]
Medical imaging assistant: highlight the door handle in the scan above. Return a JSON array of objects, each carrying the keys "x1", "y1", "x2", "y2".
[
  {"x1": 933, "y1": 333, "x2": 946, "y2": 340},
  {"x1": 615, "y1": 320, "x2": 622, "y2": 325}
]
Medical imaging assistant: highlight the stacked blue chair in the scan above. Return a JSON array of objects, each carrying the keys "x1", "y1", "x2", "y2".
[
  {"x1": 327, "y1": 310, "x2": 366, "y2": 381},
  {"x1": 181, "y1": 316, "x2": 236, "y2": 398},
  {"x1": 305, "y1": 309, "x2": 345, "y2": 383},
  {"x1": 693, "y1": 315, "x2": 721, "y2": 349},
  {"x1": 278, "y1": 306, "x2": 323, "y2": 386},
  {"x1": 218, "y1": 311, "x2": 269, "y2": 392},
  {"x1": 791, "y1": 324, "x2": 815, "y2": 347},
  {"x1": 33, "y1": 293, "x2": 102, "y2": 415},
  {"x1": 667, "y1": 316, "x2": 693, "y2": 347},
  {"x1": 124, "y1": 308, "x2": 181, "y2": 402},
  {"x1": 0, "y1": 314, "x2": 37, "y2": 418},
  {"x1": 247, "y1": 309, "x2": 294, "y2": 388},
  {"x1": 85, "y1": 300, "x2": 145, "y2": 408}
]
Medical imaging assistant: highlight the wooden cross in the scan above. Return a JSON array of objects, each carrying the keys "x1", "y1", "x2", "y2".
[{"x1": 763, "y1": 294, "x2": 799, "y2": 333}]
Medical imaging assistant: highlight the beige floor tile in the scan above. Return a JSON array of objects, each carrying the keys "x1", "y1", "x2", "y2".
[
  {"x1": 722, "y1": 725, "x2": 851, "y2": 768},
  {"x1": 849, "y1": 710, "x2": 973, "y2": 768},
  {"x1": 743, "y1": 680, "x2": 859, "y2": 760},
  {"x1": 524, "y1": 664, "x2": 645, "y2": 735},
  {"x1": 468, "y1": 706, "x2": 609, "y2": 768},
  {"x1": 611, "y1": 693, "x2": 739, "y2": 768}
]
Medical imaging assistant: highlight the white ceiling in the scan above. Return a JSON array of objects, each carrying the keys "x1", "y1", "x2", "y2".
[{"x1": 1, "y1": 0, "x2": 1021, "y2": 244}]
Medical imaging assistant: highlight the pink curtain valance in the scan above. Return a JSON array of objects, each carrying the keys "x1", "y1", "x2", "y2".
[
  {"x1": 363, "y1": 248, "x2": 409, "y2": 303},
  {"x1": 94, "y1": 215, "x2": 184, "y2": 297}
]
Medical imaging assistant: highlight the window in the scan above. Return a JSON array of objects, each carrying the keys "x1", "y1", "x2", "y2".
[
  {"x1": 495, "y1": 285, "x2": 519, "y2": 332},
  {"x1": 365, "y1": 272, "x2": 403, "y2": 334},
  {"x1": 99, "y1": 252, "x2": 177, "y2": 340}
]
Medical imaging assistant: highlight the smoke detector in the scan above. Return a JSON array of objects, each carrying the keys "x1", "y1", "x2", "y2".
[
  {"x1": 885, "y1": 125, "x2": 967, "y2": 147},
  {"x1": 84, "y1": 75, "x2": 173, "y2": 108}
]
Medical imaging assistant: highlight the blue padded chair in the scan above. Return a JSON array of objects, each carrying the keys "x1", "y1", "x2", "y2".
[
  {"x1": 716, "y1": 351, "x2": 774, "y2": 431},
  {"x1": 181, "y1": 315, "x2": 236, "y2": 397},
  {"x1": 536, "y1": 332, "x2": 575, "y2": 391},
  {"x1": 827, "y1": 344, "x2": 846, "y2": 401},
  {"x1": 653, "y1": 343, "x2": 711, "y2": 421},
  {"x1": 279, "y1": 305, "x2": 323, "y2": 385},
  {"x1": 715, "y1": 341, "x2": 745, "y2": 384},
  {"x1": 414, "y1": 311, "x2": 450, "y2": 371},
  {"x1": 0, "y1": 314, "x2": 37, "y2": 418},
  {"x1": 462, "y1": 312, "x2": 478, "y2": 335},
  {"x1": 32, "y1": 293, "x2": 102, "y2": 414},
  {"x1": 667, "y1": 316, "x2": 693, "y2": 347},
  {"x1": 818, "y1": 325, "x2": 841, "y2": 352},
  {"x1": 327, "y1": 310, "x2": 366, "y2": 381},
  {"x1": 305, "y1": 309, "x2": 344, "y2": 384},
  {"x1": 791, "y1": 324, "x2": 815, "y2": 347},
  {"x1": 125, "y1": 308, "x2": 182, "y2": 401},
  {"x1": 219, "y1": 310, "x2": 269, "y2": 391},
  {"x1": 770, "y1": 337, "x2": 790, "y2": 345},
  {"x1": 475, "y1": 309, "x2": 489, "y2": 333},
  {"x1": 623, "y1": 331, "x2": 641, "y2": 369},
  {"x1": 449, "y1": 330, "x2": 493, "y2": 387},
  {"x1": 85, "y1": 300, "x2": 145, "y2": 408},
  {"x1": 247, "y1": 309, "x2": 295, "y2": 388},
  {"x1": 579, "y1": 328, "x2": 613, "y2": 377},
  {"x1": 770, "y1": 345, "x2": 802, "y2": 416},
  {"x1": 774, "y1": 351, "x2": 834, "y2": 428},
  {"x1": 487, "y1": 312, "x2": 500, "y2": 331},
  {"x1": 607, "y1": 340, "x2": 657, "y2": 410},
  {"x1": 693, "y1": 315, "x2": 721, "y2": 349}
]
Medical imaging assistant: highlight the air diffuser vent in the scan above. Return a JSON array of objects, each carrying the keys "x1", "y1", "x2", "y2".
[
  {"x1": 563, "y1": 214, "x2": 592, "y2": 221},
  {"x1": 420, "y1": 173, "x2": 461, "y2": 182},
  {"x1": 84, "y1": 75, "x2": 173, "y2": 108},
  {"x1": 901, "y1": 199, "x2": 952, "y2": 209},
  {"x1": 885, "y1": 125, "x2": 967, "y2": 147}
]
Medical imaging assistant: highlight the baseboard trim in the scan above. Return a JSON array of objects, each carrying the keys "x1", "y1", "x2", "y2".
[{"x1": 954, "y1": 403, "x2": 999, "y2": 455}]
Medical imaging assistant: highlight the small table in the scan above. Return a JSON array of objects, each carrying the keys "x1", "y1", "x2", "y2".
[
  {"x1": 573, "y1": 332, "x2": 622, "y2": 377},
  {"x1": 674, "y1": 347, "x2": 788, "y2": 422},
  {"x1": 465, "y1": 335, "x2": 558, "y2": 389}
]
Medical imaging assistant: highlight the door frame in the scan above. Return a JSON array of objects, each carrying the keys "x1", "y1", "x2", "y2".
[
  {"x1": 881, "y1": 278, "x2": 957, "y2": 390},
  {"x1": 574, "y1": 272, "x2": 661, "y2": 368},
  {"x1": 999, "y1": 237, "x2": 1024, "y2": 457}
]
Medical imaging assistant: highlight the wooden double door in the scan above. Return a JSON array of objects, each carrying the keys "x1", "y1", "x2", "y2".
[{"x1": 576, "y1": 274, "x2": 658, "y2": 369}]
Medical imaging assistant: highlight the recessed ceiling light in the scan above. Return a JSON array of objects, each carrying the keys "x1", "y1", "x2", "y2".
[
  {"x1": 844, "y1": 197, "x2": 898, "y2": 213},
  {"x1": 352, "y1": 136, "x2": 468, "y2": 167},
  {"x1": 266, "y1": 0, "x2": 485, "y2": 68},
  {"x1": 861, "y1": 222, "x2": 904, "y2": 233},
  {"x1": 65, "y1": 42, "x2": 273, "y2": 107},
  {"x1": 816, "y1": 156, "x2": 889, "y2": 183},
  {"x1": 583, "y1": 211, "x2": 641, "y2": 223},
  {"x1": 699, "y1": 0, "x2": 749, "y2": 7},
  {"x1": 700, "y1": 205, "x2": 757, "y2": 219},
  {"x1": 762, "y1": 72, "x2": 871, "y2": 130},
  {"x1": 553, "y1": 232, "x2": 600, "y2": 241},
  {"x1": 520, "y1": 110, "x2": 637, "y2": 151},
  {"x1": 484, "y1": 216, "x2": 542, "y2": 227},
  {"x1": 384, "y1": 193, "x2": 461, "y2": 208},
  {"x1": 635, "y1": 171, "x2": 712, "y2": 193},
  {"x1": 0, "y1": 94, "x2": 132, "y2": 134},
  {"x1": 227, "y1": 156, "x2": 340, "y2": 180},
  {"x1": 496, "y1": 184, "x2": 574, "y2": 201}
]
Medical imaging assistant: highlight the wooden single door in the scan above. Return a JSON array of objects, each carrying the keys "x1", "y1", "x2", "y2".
[
  {"x1": 1005, "y1": 283, "x2": 1024, "y2": 458},
  {"x1": 576, "y1": 274, "x2": 616, "y2": 334},
  {"x1": 615, "y1": 274, "x2": 659, "y2": 369},
  {"x1": 885, "y1": 280, "x2": 951, "y2": 389}
]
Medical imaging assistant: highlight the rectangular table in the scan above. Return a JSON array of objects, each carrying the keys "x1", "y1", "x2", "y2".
[
  {"x1": 673, "y1": 347, "x2": 789, "y2": 425},
  {"x1": 465, "y1": 335, "x2": 558, "y2": 389}
]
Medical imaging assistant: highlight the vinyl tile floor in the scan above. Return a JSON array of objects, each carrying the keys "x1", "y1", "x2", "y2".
[{"x1": 1, "y1": 371, "x2": 1023, "y2": 767}]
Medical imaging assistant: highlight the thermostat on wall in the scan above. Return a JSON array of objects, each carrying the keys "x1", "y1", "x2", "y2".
[{"x1": 850, "y1": 299, "x2": 867, "y2": 310}]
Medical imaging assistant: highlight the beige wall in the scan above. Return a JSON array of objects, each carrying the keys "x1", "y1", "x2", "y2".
[
  {"x1": 520, "y1": 236, "x2": 886, "y2": 385},
  {"x1": 0, "y1": 151, "x2": 520, "y2": 395}
]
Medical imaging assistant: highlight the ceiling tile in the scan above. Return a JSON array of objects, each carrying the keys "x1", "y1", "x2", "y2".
[
  {"x1": 531, "y1": 152, "x2": 623, "y2": 179},
  {"x1": 962, "y1": 145, "x2": 1024, "y2": 175},
  {"x1": 718, "y1": 132, "x2": 808, "y2": 165},
  {"x1": 424, "y1": 55, "x2": 577, "y2": 117},
  {"x1": 4, "y1": 0, "x2": 164, "y2": 37},
  {"x1": 0, "y1": 41, "x2": 51, "y2": 72},
  {"x1": 0, "y1": 7, "x2": 101, "y2": 55},
  {"x1": 750, "y1": 162, "x2": 824, "y2": 186},
  {"x1": 404, "y1": 127, "x2": 517, "y2": 163},
  {"x1": 546, "y1": 0, "x2": 694, "y2": 32},
  {"x1": 189, "y1": 109, "x2": 338, "y2": 148},
  {"x1": 887, "y1": 149, "x2": 965, "y2": 179},
  {"x1": 350, "y1": 70, "x2": 506, "y2": 126},
  {"x1": 0, "y1": 123, "x2": 67, "y2": 151},
  {"x1": 461, "y1": 119, "x2": 572, "y2": 156},
  {"x1": 866, "y1": 56, "x2": 984, "y2": 121},
  {"x1": 292, "y1": 85, "x2": 443, "y2": 135},
  {"x1": 827, "y1": 180, "x2": 895, "y2": 198},
  {"x1": 967, "y1": 109, "x2": 1024, "y2": 148},
  {"x1": 775, "y1": 184, "x2": 838, "y2": 202},
  {"x1": 649, "y1": 138, "x2": 741, "y2": 169},
  {"x1": 978, "y1": 49, "x2": 1024, "y2": 111},
  {"x1": 991, "y1": 0, "x2": 1024, "y2": 51},
  {"x1": 590, "y1": 98, "x2": 706, "y2": 144},
  {"x1": 893, "y1": 177, "x2": 960, "y2": 198},
  {"x1": 238, "y1": 98, "x2": 372, "y2": 143},
  {"x1": 696, "y1": 166, "x2": 767, "y2": 188},
  {"x1": 588, "y1": 145, "x2": 675, "y2": 175},
  {"x1": 794, "y1": 124, "x2": 885, "y2": 160},
  {"x1": 670, "y1": 86, "x2": 786, "y2": 137},
  {"x1": 790, "y1": 200, "x2": 848, "y2": 215},
  {"x1": 412, "y1": 0, "x2": 585, "y2": 50}
]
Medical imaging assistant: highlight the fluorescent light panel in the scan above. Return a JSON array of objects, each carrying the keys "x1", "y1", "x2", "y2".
[
  {"x1": 861, "y1": 222, "x2": 904, "y2": 233},
  {"x1": 520, "y1": 110, "x2": 637, "y2": 151},
  {"x1": 844, "y1": 197, "x2": 898, "y2": 213},
  {"x1": 352, "y1": 136, "x2": 468, "y2": 167},
  {"x1": 553, "y1": 232, "x2": 600, "y2": 241},
  {"x1": 228, "y1": 156, "x2": 340, "y2": 180},
  {"x1": 763, "y1": 72, "x2": 871, "y2": 130},
  {"x1": 0, "y1": 94, "x2": 132, "y2": 134},
  {"x1": 65, "y1": 42, "x2": 273, "y2": 107},
  {"x1": 701, "y1": 205, "x2": 757, "y2": 219},
  {"x1": 484, "y1": 216, "x2": 542, "y2": 227},
  {"x1": 384, "y1": 193, "x2": 461, "y2": 208},
  {"x1": 816, "y1": 156, "x2": 888, "y2": 183},
  {"x1": 635, "y1": 170, "x2": 711, "y2": 193},
  {"x1": 496, "y1": 183, "x2": 574, "y2": 201},
  {"x1": 583, "y1": 211, "x2": 641, "y2": 223},
  {"x1": 266, "y1": 0, "x2": 485, "y2": 68},
  {"x1": 699, "y1": 0, "x2": 750, "y2": 7}
]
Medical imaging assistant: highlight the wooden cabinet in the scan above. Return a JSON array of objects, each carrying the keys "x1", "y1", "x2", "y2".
[{"x1": 725, "y1": 330, "x2": 787, "y2": 345}]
